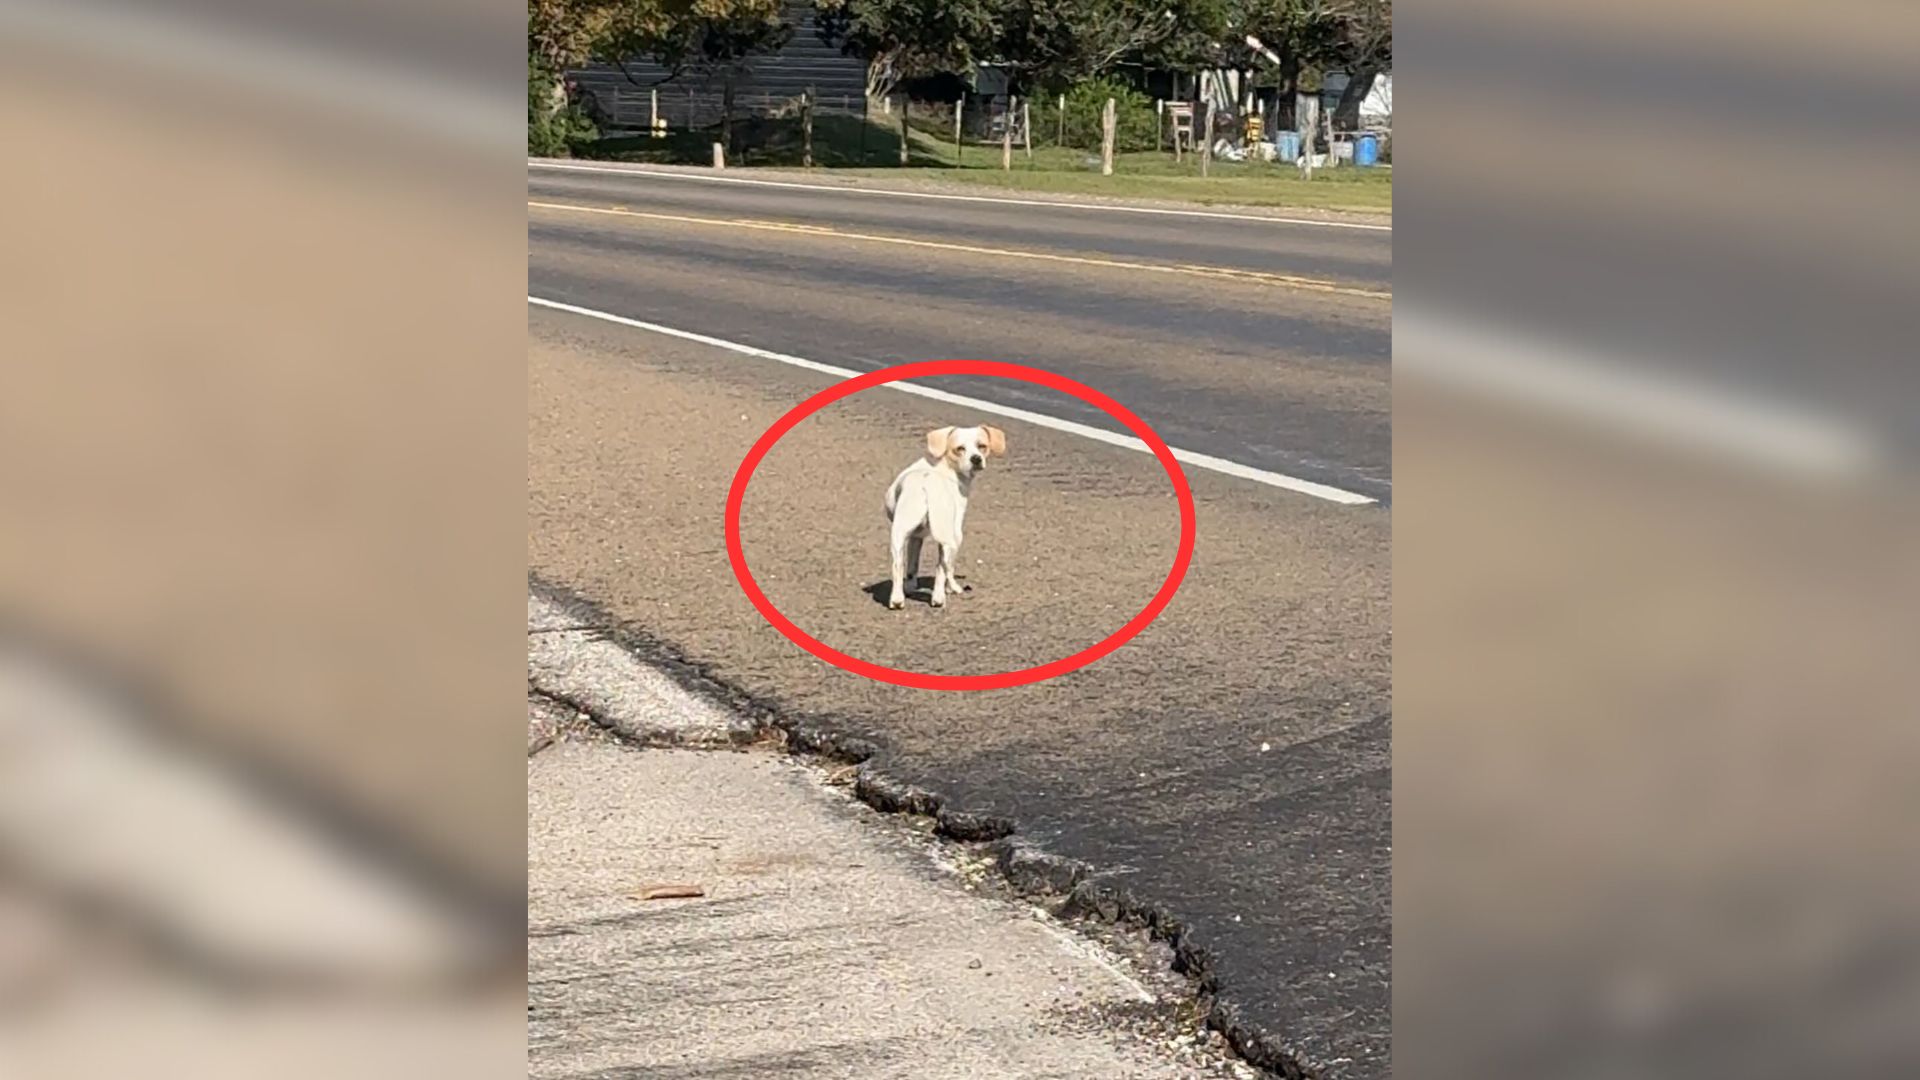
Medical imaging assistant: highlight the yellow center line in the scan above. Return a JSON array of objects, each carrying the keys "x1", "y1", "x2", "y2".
[
  {"x1": 528, "y1": 200, "x2": 1391, "y2": 301},
  {"x1": 728, "y1": 218, "x2": 841, "y2": 233}
]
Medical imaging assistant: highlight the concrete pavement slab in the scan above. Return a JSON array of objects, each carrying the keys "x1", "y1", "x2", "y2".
[
  {"x1": 529, "y1": 594, "x2": 755, "y2": 747},
  {"x1": 528, "y1": 740, "x2": 1259, "y2": 1079}
]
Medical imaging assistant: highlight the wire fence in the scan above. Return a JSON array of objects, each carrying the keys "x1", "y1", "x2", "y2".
[
  {"x1": 902, "y1": 93, "x2": 1391, "y2": 165},
  {"x1": 584, "y1": 84, "x2": 867, "y2": 133},
  {"x1": 574, "y1": 83, "x2": 1392, "y2": 169}
]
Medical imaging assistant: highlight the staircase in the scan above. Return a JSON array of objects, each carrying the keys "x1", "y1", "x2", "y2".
[{"x1": 570, "y1": 2, "x2": 869, "y2": 131}]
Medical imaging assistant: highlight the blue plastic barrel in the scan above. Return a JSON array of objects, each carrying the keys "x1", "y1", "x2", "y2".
[
  {"x1": 1355, "y1": 133, "x2": 1380, "y2": 167},
  {"x1": 1276, "y1": 131, "x2": 1302, "y2": 162}
]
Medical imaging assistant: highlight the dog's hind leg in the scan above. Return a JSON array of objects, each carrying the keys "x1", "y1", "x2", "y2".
[
  {"x1": 890, "y1": 481, "x2": 936, "y2": 610},
  {"x1": 931, "y1": 539, "x2": 962, "y2": 608},
  {"x1": 888, "y1": 506, "x2": 925, "y2": 610},
  {"x1": 888, "y1": 531, "x2": 909, "y2": 610},
  {"x1": 904, "y1": 531, "x2": 924, "y2": 595},
  {"x1": 938, "y1": 527, "x2": 966, "y2": 598},
  {"x1": 928, "y1": 542, "x2": 947, "y2": 607},
  {"x1": 928, "y1": 511, "x2": 965, "y2": 601}
]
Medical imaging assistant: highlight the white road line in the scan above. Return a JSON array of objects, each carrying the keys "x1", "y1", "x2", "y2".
[
  {"x1": 1396, "y1": 307, "x2": 1881, "y2": 480},
  {"x1": 529, "y1": 296, "x2": 1377, "y2": 505},
  {"x1": 528, "y1": 160, "x2": 1393, "y2": 233}
]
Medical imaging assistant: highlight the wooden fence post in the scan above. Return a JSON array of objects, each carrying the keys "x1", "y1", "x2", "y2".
[
  {"x1": 1002, "y1": 96, "x2": 1013, "y2": 170},
  {"x1": 953, "y1": 99, "x2": 964, "y2": 163},
  {"x1": 712, "y1": 141, "x2": 725, "y2": 169},
  {"x1": 1156, "y1": 99, "x2": 1164, "y2": 151},
  {"x1": 1296, "y1": 91, "x2": 1319, "y2": 180},
  {"x1": 898, "y1": 95, "x2": 910, "y2": 165},
  {"x1": 1023, "y1": 100, "x2": 1032, "y2": 159},
  {"x1": 1100, "y1": 97, "x2": 1116, "y2": 175},
  {"x1": 1201, "y1": 103, "x2": 1215, "y2": 177},
  {"x1": 650, "y1": 88, "x2": 659, "y2": 138},
  {"x1": 801, "y1": 87, "x2": 814, "y2": 168},
  {"x1": 1057, "y1": 93, "x2": 1066, "y2": 146}
]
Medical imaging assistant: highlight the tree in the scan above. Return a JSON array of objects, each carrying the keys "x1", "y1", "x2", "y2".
[
  {"x1": 986, "y1": 0, "x2": 1228, "y2": 95},
  {"x1": 531, "y1": 0, "x2": 623, "y2": 73},
  {"x1": 594, "y1": 1, "x2": 789, "y2": 84},
  {"x1": 530, "y1": 0, "x2": 628, "y2": 121},
  {"x1": 1323, "y1": 0, "x2": 1390, "y2": 129},
  {"x1": 529, "y1": 53, "x2": 601, "y2": 155},
  {"x1": 815, "y1": 0, "x2": 995, "y2": 101},
  {"x1": 1229, "y1": 0, "x2": 1331, "y2": 96},
  {"x1": 593, "y1": 0, "x2": 792, "y2": 153}
]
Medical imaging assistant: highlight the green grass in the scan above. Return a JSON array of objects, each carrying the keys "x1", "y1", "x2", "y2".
[
  {"x1": 575, "y1": 112, "x2": 1391, "y2": 215},
  {"x1": 840, "y1": 158, "x2": 1392, "y2": 213}
]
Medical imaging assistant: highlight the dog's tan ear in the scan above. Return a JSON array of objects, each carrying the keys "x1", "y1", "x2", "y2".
[
  {"x1": 925, "y1": 426, "x2": 956, "y2": 459},
  {"x1": 983, "y1": 425, "x2": 1007, "y2": 457}
]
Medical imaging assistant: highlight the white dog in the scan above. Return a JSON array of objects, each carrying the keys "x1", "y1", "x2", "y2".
[{"x1": 885, "y1": 424, "x2": 1007, "y2": 609}]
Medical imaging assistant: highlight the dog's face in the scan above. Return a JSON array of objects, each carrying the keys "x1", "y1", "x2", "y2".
[{"x1": 926, "y1": 424, "x2": 1007, "y2": 477}]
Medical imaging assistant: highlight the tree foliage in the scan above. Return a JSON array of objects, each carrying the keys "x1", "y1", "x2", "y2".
[
  {"x1": 1233, "y1": 0, "x2": 1389, "y2": 83},
  {"x1": 1059, "y1": 76, "x2": 1159, "y2": 151},
  {"x1": 529, "y1": 0, "x2": 795, "y2": 155},
  {"x1": 814, "y1": 0, "x2": 1232, "y2": 96},
  {"x1": 1320, "y1": 0, "x2": 1390, "y2": 125},
  {"x1": 530, "y1": 0, "x2": 623, "y2": 72},
  {"x1": 1224, "y1": 0, "x2": 1329, "y2": 89},
  {"x1": 1324, "y1": 0, "x2": 1391, "y2": 72},
  {"x1": 988, "y1": 0, "x2": 1228, "y2": 93},
  {"x1": 530, "y1": 0, "x2": 793, "y2": 85},
  {"x1": 592, "y1": 0, "x2": 791, "y2": 83},
  {"x1": 528, "y1": 0, "x2": 1388, "y2": 124},
  {"x1": 815, "y1": 0, "x2": 995, "y2": 99},
  {"x1": 529, "y1": 53, "x2": 598, "y2": 154}
]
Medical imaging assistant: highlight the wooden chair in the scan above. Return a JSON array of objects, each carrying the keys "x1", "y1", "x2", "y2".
[{"x1": 1165, "y1": 102, "x2": 1196, "y2": 158}]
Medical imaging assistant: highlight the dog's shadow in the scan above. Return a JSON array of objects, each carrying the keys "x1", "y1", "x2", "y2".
[{"x1": 861, "y1": 576, "x2": 971, "y2": 607}]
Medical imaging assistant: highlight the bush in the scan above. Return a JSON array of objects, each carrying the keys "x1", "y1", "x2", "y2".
[
  {"x1": 1058, "y1": 78, "x2": 1158, "y2": 153},
  {"x1": 528, "y1": 56, "x2": 597, "y2": 157}
]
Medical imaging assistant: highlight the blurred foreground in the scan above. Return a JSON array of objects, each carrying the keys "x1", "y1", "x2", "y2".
[
  {"x1": 1398, "y1": 1, "x2": 1920, "y2": 1077},
  {"x1": 0, "y1": 0, "x2": 524, "y2": 1074}
]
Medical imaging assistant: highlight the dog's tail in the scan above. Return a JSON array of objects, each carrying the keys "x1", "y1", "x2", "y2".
[{"x1": 884, "y1": 473, "x2": 908, "y2": 521}]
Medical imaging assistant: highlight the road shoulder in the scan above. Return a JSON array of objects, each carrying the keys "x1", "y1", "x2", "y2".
[{"x1": 528, "y1": 158, "x2": 1393, "y2": 228}]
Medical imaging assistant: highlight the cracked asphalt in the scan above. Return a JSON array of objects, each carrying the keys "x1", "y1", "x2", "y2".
[{"x1": 528, "y1": 167, "x2": 1391, "y2": 1078}]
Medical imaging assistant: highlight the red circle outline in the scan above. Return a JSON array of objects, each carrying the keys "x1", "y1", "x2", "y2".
[{"x1": 724, "y1": 360, "x2": 1196, "y2": 691}]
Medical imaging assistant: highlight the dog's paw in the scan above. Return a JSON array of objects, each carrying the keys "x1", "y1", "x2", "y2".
[
  {"x1": 887, "y1": 595, "x2": 905, "y2": 610},
  {"x1": 929, "y1": 594, "x2": 946, "y2": 608}
]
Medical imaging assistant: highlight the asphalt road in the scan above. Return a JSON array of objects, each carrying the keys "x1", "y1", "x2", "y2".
[
  {"x1": 530, "y1": 164, "x2": 1392, "y2": 502},
  {"x1": 527, "y1": 165, "x2": 1391, "y2": 1078}
]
